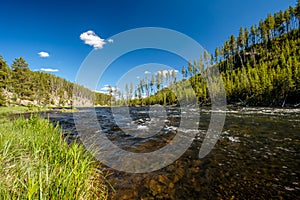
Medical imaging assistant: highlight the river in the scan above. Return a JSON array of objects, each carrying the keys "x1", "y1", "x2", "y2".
[{"x1": 47, "y1": 106, "x2": 299, "y2": 199}]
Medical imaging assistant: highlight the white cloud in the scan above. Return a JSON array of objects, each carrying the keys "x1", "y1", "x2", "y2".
[
  {"x1": 136, "y1": 76, "x2": 140, "y2": 79},
  {"x1": 157, "y1": 69, "x2": 178, "y2": 77},
  {"x1": 80, "y1": 30, "x2": 106, "y2": 49},
  {"x1": 107, "y1": 38, "x2": 114, "y2": 43},
  {"x1": 100, "y1": 85, "x2": 110, "y2": 91},
  {"x1": 144, "y1": 71, "x2": 151, "y2": 74},
  {"x1": 40, "y1": 68, "x2": 59, "y2": 72},
  {"x1": 38, "y1": 51, "x2": 50, "y2": 58},
  {"x1": 100, "y1": 85, "x2": 117, "y2": 92},
  {"x1": 93, "y1": 89, "x2": 106, "y2": 94}
]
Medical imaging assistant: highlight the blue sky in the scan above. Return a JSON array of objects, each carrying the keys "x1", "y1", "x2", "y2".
[{"x1": 0, "y1": 0, "x2": 296, "y2": 92}]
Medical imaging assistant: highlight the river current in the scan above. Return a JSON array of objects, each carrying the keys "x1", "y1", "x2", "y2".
[{"x1": 47, "y1": 106, "x2": 300, "y2": 199}]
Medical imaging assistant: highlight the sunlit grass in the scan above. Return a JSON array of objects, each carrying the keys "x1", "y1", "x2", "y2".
[
  {"x1": 0, "y1": 115, "x2": 109, "y2": 199},
  {"x1": 0, "y1": 106, "x2": 29, "y2": 115},
  {"x1": 0, "y1": 106, "x2": 49, "y2": 117}
]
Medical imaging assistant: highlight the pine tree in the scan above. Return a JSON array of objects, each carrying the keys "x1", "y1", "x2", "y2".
[
  {"x1": 0, "y1": 55, "x2": 9, "y2": 90},
  {"x1": 171, "y1": 69, "x2": 177, "y2": 84},
  {"x1": 156, "y1": 72, "x2": 162, "y2": 91},
  {"x1": 284, "y1": 9, "x2": 291, "y2": 33},
  {"x1": 237, "y1": 27, "x2": 246, "y2": 66},
  {"x1": 181, "y1": 66, "x2": 186, "y2": 79},
  {"x1": 0, "y1": 56, "x2": 7, "y2": 105},
  {"x1": 244, "y1": 27, "x2": 250, "y2": 48},
  {"x1": 296, "y1": 0, "x2": 300, "y2": 28},
  {"x1": 250, "y1": 25, "x2": 257, "y2": 45},
  {"x1": 266, "y1": 14, "x2": 275, "y2": 38},
  {"x1": 11, "y1": 57, "x2": 31, "y2": 101},
  {"x1": 187, "y1": 61, "x2": 193, "y2": 78},
  {"x1": 259, "y1": 20, "x2": 268, "y2": 43},
  {"x1": 11, "y1": 57, "x2": 29, "y2": 71},
  {"x1": 215, "y1": 47, "x2": 219, "y2": 63}
]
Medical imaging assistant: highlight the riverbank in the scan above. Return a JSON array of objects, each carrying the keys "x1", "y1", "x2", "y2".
[
  {"x1": 0, "y1": 106, "x2": 79, "y2": 118},
  {"x1": 0, "y1": 115, "x2": 110, "y2": 199},
  {"x1": 0, "y1": 106, "x2": 47, "y2": 116}
]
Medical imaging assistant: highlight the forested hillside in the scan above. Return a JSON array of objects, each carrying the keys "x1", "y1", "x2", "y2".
[
  {"x1": 1, "y1": 3, "x2": 299, "y2": 108},
  {"x1": 0, "y1": 56, "x2": 110, "y2": 107},
  {"x1": 126, "y1": 3, "x2": 300, "y2": 107}
]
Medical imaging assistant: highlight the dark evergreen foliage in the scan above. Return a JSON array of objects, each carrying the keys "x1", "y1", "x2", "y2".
[
  {"x1": 0, "y1": 56, "x2": 110, "y2": 106},
  {"x1": 125, "y1": 4, "x2": 300, "y2": 107}
]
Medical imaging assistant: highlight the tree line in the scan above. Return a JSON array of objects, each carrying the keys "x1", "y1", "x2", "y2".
[
  {"x1": 0, "y1": 56, "x2": 110, "y2": 107},
  {"x1": 114, "y1": 2, "x2": 300, "y2": 107}
]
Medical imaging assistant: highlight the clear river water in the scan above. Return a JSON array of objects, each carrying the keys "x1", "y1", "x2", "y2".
[{"x1": 46, "y1": 106, "x2": 299, "y2": 200}]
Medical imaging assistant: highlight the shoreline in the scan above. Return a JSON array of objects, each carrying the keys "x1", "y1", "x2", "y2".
[{"x1": 1, "y1": 102, "x2": 299, "y2": 116}]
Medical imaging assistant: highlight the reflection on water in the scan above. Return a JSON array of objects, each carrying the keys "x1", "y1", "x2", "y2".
[{"x1": 47, "y1": 106, "x2": 300, "y2": 199}]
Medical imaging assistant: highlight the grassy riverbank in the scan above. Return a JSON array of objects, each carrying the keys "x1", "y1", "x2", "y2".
[
  {"x1": 0, "y1": 106, "x2": 78, "y2": 117},
  {"x1": 0, "y1": 115, "x2": 109, "y2": 199},
  {"x1": 0, "y1": 106, "x2": 48, "y2": 116}
]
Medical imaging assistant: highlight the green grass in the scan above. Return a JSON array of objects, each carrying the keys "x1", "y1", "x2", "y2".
[
  {"x1": 0, "y1": 106, "x2": 30, "y2": 115},
  {"x1": 61, "y1": 108, "x2": 78, "y2": 113},
  {"x1": 0, "y1": 106, "x2": 50, "y2": 117},
  {"x1": 0, "y1": 115, "x2": 109, "y2": 199}
]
